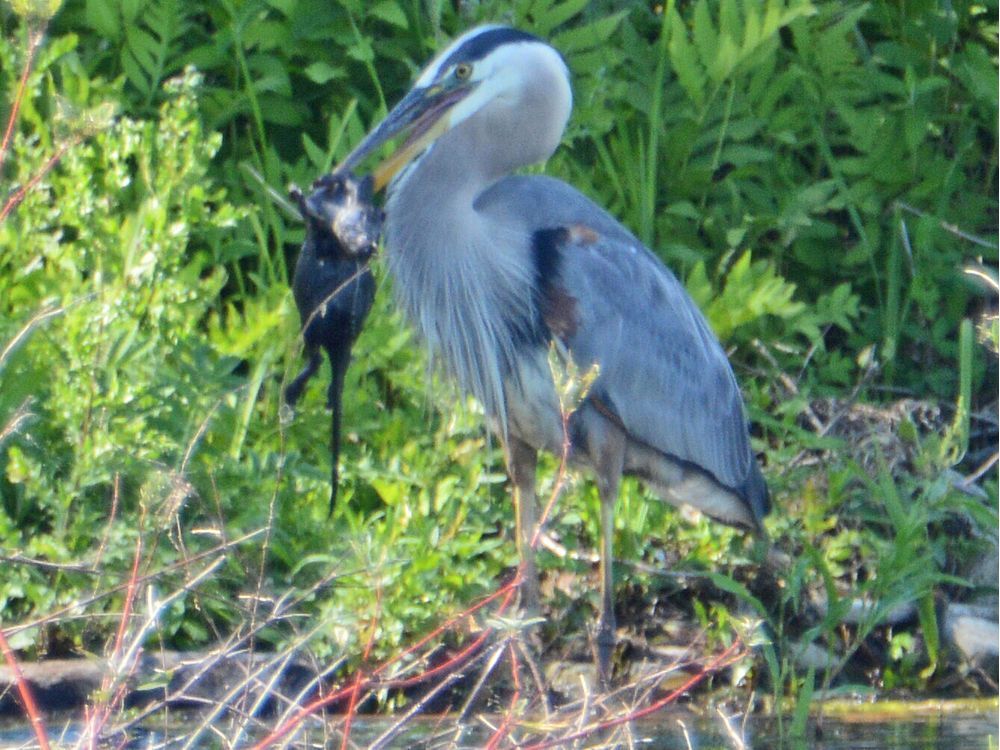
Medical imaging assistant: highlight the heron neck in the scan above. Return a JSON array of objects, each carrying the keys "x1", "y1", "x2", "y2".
[{"x1": 384, "y1": 141, "x2": 538, "y2": 428}]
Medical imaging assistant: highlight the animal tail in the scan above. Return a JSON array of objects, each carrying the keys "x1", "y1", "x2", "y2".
[{"x1": 326, "y1": 346, "x2": 350, "y2": 516}]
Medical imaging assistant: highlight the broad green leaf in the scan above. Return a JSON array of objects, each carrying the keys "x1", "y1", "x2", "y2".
[
  {"x1": 531, "y1": 0, "x2": 591, "y2": 36},
  {"x1": 551, "y1": 12, "x2": 627, "y2": 53},
  {"x1": 667, "y1": 5, "x2": 705, "y2": 105},
  {"x1": 369, "y1": 1, "x2": 409, "y2": 29},
  {"x1": 692, "y1": 0, "x2": 718, "y2": 69},
  {"x1": 303, "y1": 61, "x2": 345, "y2": 84},
  {"x1": 84, "y1": 0, "x2": 120, "y2": 40},
  {"x1": 719, "y1": 0, "x2": 741, "y2": 45}
]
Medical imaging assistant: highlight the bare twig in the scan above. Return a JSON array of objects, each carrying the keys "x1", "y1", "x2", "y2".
[
  {"x1": 964, "y1": 265, "x2": 999, "y2": 291},
  {"x1": 80, "y1": 555, "x2": 227, "y2": 748},
  {"x1": 0, "y1": 397, "x2": 33, "y2": 449},
  {"x1": 964, "y1": 451, "x2": 1000, "y2": 486},
  {"x1": 79, "y1": 504, "x2": 149, "y2": 749},
  {"x1": 752, "y1": 338, "x2": 824, "y2": 433},
  {"x1": 483, "y1": 640, "x2": 521, "y2": 750},
  {"x1": 0, "y1": 305, "x2": 64, "y2": 369},
  {"x1": 678, "y1": 719, "x2": 694, "y2": 750},
  {"x1": 124, "y1": 601, "x2": 342, "y2": 746},
  {"x1": 896, "y1": 201, "x2": 999, "y2": 251},
  {"x1": 368, "y1": 671, "x2": 464, "y2": 750},
  {"x1": 91, "y1": 475, "x2": 121, "y2": 579},
  {"x1": 716, "y1": 705, "x2": 748, "y2": 750},
  {"x1": 338, "y1": 581, "x2": 382, "y2": 750},
  {"x1": 0, "y1": 552, "x2": 97, "y2": 574},
  {"x1": 457, "y1": 640, "x2": 508, "y2": 722},
  {"x1": 240, "y1": 163, "x2": 301, "y2": 220}
]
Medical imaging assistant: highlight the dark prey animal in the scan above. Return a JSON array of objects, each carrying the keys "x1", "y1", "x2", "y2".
[{"x1": 285, "y1": 172, "x2": 379, "y2": 512}]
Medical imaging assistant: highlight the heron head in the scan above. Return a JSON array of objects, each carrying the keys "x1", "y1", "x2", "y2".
[{"x1": 340, "y1": 25, "x2": 572, "y2": 191}]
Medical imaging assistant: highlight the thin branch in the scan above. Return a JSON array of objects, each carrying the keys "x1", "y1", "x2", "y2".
[
  {"x1": 896, "y1": 201, "x2": 999, "y2": 251},
  {"x1": 0, "y1": 553, "x2": 98, "y2": 575},
  {"x1": 0, "y1": 305, "x2": 64, "y2": 369}
]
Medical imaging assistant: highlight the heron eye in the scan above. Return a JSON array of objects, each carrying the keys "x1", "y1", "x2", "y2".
[{"x1": 454, "y1": 62, "x2": 472, "y2": 81}]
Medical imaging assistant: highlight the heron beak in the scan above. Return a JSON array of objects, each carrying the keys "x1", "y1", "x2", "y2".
[{"x1": 338, "y1": 84, "x2": 473, "y2": 192}]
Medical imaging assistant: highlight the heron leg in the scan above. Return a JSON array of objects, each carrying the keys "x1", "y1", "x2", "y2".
[
  {"x1": 506, "y1": 436, "x2": 540, "y2": 614},
  {"x1": 592, "y1": 422, "x2": 626, "y2": 688},
  {"x1": 596, "y1": 483, "x2": 618, "y2": 687}
]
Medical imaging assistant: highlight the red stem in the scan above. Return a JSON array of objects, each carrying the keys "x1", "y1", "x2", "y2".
[
  {"x1": 484, "y1": 642, "x2": 522, "y2": 750},
  {"x1": 339, "y1": 583, "x2": 382, "y2": 750},
  {"x1": 0, "y1": 139, "x2": 76, "y2": 222},
  {"x1": 0, "y1": 26, "x2": 43, "y2": 177},
  {"x1": 84, "y1": 504, "x2": 145, "y2": 748},
  {"x1": 0, "y1": 628, "x2": 51, "y2": 750},
  {"x1": 379, "y1": 626, "x2": 492, "y2": 690}
]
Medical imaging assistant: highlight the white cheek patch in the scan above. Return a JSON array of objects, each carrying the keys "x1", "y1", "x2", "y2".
[
  {"x1": 447, "y1": 66, "x2": 512, "y2": 128},
  {"x1": 445, "y1": 42, "x2": 566, "y2": 128}
]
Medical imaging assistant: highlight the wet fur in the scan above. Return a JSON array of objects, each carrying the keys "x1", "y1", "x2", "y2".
[{"x1": 286, "y1": 172, "x2": 379, "y2": 512}]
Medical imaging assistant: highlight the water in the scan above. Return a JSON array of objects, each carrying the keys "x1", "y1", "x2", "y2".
[
  {"x1": 399, "y1": 712, "x2": 997, "y2": 749},
  {"x1": 0, "y1": 709, "x2": 995, "y2": 749},
  {"x1": 636, "y1": 713, "x2": 998, "y2": 750}
]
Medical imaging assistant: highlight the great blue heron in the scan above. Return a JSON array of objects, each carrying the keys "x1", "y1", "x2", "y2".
[{"x1": 340, "y1": 25, "x2": 770, "y2": 683}]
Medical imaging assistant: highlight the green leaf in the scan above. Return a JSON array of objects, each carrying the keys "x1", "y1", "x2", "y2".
[
  {"x1": 667, "y1": 5, "x2": 705, "y2": 106},
  {"x1": 955, "y1": 43, "x2": 1000, "y2": 112},
  {"x1": 530, "y1": 0, "x2": 590, "y2": 36},
  {"x1": 791, "y1": 665, "x2": 815, "y2": 737},
  {"x1": 692, "y1": 0, "x2": 718, "y2": 69},
  {"x1": 84, "y1": 0, "x2": 120, "y2": 40},
  {"x1": 705, "y1": 572, "x2": 768, "y2": 618},
  {"x1": 917, "y1": 591, "x2": 939, "y2": 679},
  {"x1": 551, "y1": 12, "x2": 627, "y2": 53},
  {"x1": 347, "y1": 36, "x2": 375, "y2": 64},
  {"x1": 719, "y1": 0, "x2": 741, "y2": 43},
  {"x1": 301, "y1": 133, "x2": 326, "y2": 171},
  {"x1": 303, "y1": 61, "x2": 345, "y2": 85},
  {"x1": 369, "y1": 1, "x2": 408, "y2": 29}
]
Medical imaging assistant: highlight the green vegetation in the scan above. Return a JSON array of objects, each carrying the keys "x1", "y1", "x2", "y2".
[{"x1": 1, "y1": 0, "x2": 996, "y2": 725}]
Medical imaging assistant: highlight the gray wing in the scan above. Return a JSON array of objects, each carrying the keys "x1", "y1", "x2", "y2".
[
  {"x1": 557, "y1": 229, "x2": 754, "y2": 492},
  {"x1": 477, "y1": 175, "x2": 758, "y2": 498}
]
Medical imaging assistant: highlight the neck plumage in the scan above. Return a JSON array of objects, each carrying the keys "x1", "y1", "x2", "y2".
[{"x1": 384, "y1": 140, "x2": 539, "y2": 431}]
